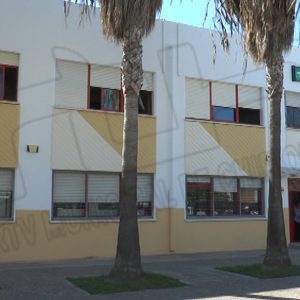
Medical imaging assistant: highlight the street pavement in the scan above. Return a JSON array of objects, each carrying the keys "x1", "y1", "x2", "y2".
[{"x1": 0, "y1": 248, "x2": 300, "y2": 299}]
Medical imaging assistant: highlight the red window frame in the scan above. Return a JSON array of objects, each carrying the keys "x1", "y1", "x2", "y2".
[
  {"x1": 87, "y1": 64, "x2": 152, "y2": 114},
  {"x1": 210, "y1": 82, "x2": 261, "y2": 125},
  {"x1": 186, "y1": 176, "x2": 265, "y2": 218},
  {"x1": 0, "y1": 64, "x2": 18, "y2": 102}
]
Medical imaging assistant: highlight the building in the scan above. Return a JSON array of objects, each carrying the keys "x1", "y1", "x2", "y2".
[{"x1": 0, "y1": 0, "x2": 300, "y2": 262}]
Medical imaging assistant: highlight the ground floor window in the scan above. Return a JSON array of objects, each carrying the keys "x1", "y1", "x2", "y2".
[
  {"x1": 186, "y1": 176, "x2": 264, "y2": 218},
  {"x1": 52, "y1": 171, "x2": 153, "y2": 219},
  {"x1": 0, "y1": 169, "x2": 14, "y2": 219}
]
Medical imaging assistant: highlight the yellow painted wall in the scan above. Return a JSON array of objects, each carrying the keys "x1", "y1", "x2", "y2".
[
  {"x1": 0, "y1": 209, "x2": 169, "y2": 262},
  {"x1": 0, "y1": 103, "x2": 20, "y2": 167},
  {"x1": 0, "y1": 208, "x2": 291, "y2": 262},
  {"x1": 79, "y1": 110, "x2": 156, "y2": 173},
  {"x1": 202, "y1": 121, "x2": 266, "y2": 177}
]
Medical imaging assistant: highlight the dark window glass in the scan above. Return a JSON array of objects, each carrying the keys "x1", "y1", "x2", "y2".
[
  {"x1": 88, "y1": 202, "x2": 119, "y2": 218},
  {"x1": 137, "y1": 201, "x2": 152, "y2": 217},
  {"x1": 139, "y1": 90, "x2": 152, "y2": 115},
  {"x1": 239, "y1": 108, "x2": 260, "y2": 125},
  {"x1": 3, "y1": 67, "x2": 18, "y2": 101},
  {"x1": 0, "y1": 191, "x2": 12, "y2": 218},
  {"x1": 241, "y1": 189, "x2": 263, "y2": 216},
  {"x1": 89, "y1": 86, "x2": 101, "y2": 110},
  {"x1": 53, "y1": 203, "x2": 85, "y2": 218},
  {"x1": 213, "y1": 106, "x2": 236, "y2": 122},
  {"x1": 102, "y1": 88, "x2": 119, "y2": 111},
  {"x1": 214, "y1": 192, "x2": 238, "y2": 216},
  {"x1": 0, "y1": 67, "x2": 3, "y2": 98},
  {"x1": 286, "y1": 106, "x2": 300, "y2": 128},
  {"x1": 186, "y1": 182, "x2": 211, "y2": 217}
]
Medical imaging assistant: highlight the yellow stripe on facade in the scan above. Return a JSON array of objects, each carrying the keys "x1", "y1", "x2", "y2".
[
  {"x1": 0, "y1": 103, "x2": 19, "y2": 167},
  {"x1": 79, "y1": 110, "x2": 156, "y2": 173},
  {"x1": 201, "y1": 121, "x2": 266, "y2": 177},
  {"x1": 0, "y1": 208, "x2": 290, "y2": 262}
]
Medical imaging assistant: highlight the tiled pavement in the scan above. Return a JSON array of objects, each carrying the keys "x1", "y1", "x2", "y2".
[{"x1": 0, "y1": 249, "x2": 300, "y2": 299}]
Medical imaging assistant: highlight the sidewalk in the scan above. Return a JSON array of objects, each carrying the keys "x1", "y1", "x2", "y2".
[{"x1": 0, "y1": 249, "x2": 300, "y2": 300}]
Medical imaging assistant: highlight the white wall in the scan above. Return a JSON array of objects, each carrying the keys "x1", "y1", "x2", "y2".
[{"x1": 1, "y1": 0, "x2": 299, "y2": 212}]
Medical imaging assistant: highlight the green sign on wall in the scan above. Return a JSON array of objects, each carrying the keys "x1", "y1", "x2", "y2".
[{"x1": 292, "y1": 65, "x2": 300, "y2": 82}]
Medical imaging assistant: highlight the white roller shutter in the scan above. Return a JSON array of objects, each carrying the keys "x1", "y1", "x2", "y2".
[
  {"x1": 186, "y1": 78, "x2": 210, "y2": 119},
  {"x1": 212, "y1": 81, "x2": 236, "y2": 108},
  {"x1": 240, "y1": 178, "x2": 263, "y2": 189},
  {"x1": 286, "y1": 91, "x2": 300, "y2": 108},
  {"x1": 239, "y1": 85, "x2": 261, "y2": 109},
  {"x1": 55, "y1": 60, "x2": 88, "y2": 109},
  {"x1": 137, "y1": 174, "x2": 153, "y2": 202},
  {"x1": 53, "y1": 172, "x2": 85, "y2": 203},
  {"x1": 187, "y1": 176, "x2": 210, "y2": 183},
  {"x1": 0, "y1": 51, "x2": 19, "y2": 66},
  {"x1": 91, "y1": 65, "x2": 121, "y2": 89},
  {"x1": 142, "y1": 72, "x2": 153, "y2": 91},
  {"x1": 0, "y1": 169, "x2": 14, "y2": 191},
  {"x1": 214, "y1": 177, "x2": 237, "y2": 192},
  {"x1": 87, "y1": 173, "x2": 119, "y2": 203}
]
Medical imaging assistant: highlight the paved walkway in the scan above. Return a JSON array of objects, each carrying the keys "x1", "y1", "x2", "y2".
[{"x1": 0, "y1": 249, "x2": 300, "y2": 299}]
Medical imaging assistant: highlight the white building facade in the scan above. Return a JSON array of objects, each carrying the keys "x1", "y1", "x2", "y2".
[{"x1": 0, "y1": 0, "x2": 299, "y2": 262}]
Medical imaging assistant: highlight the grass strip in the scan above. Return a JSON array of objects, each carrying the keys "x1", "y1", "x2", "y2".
[
  {"x1": 68, "y1": 272, "x2": 186, "y2": 295},
  {"x1": 217, "y1": 264, "x2": 300, "y2": 279}
]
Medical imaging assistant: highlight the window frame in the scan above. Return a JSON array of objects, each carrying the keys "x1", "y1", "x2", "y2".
[
  {"x1": 0, "y1": 168, "x2": 15, "y2": 220},
  {"x1": 209, "y1": 81, "x2": 261, "y2": 125},
  {"x1": 87, "y1": 64, "x2": 153, "y2": 115},
  {"x1": 286, "y1": 106, "x2": 300, "y2": 129},
  {"x1": 0, "y1": 64, "x2": 18, "y2": 102},
  {"x1": 52, "y1": 171, "x2": 154, "y2": 220},
  {"x1": 185, "y1": 175, "x2": 265, "y2": 219}
]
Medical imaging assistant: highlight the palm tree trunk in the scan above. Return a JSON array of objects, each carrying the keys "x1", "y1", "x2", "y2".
[
  {"x1": 263, "y1": 53, "x2": 291, "y2": 269},
  {"x1": 110, "y1": 29, "x2": 143, "y2": 279}
]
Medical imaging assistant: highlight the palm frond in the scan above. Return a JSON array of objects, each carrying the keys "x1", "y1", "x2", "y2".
[
  {"x1": 211, "y1": 0, "x2": 297, "y2": 63},
  {"x1": 101, "y1": 0, "x2": 162, "y2": 42}
]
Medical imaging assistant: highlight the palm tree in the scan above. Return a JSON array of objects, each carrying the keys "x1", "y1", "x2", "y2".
[
  {"x1": 211, "y1": 0, "x2": 297, "y2": 269},
  {"x1": 66, "y1": 0, "x2": 162, "y2": 279}
]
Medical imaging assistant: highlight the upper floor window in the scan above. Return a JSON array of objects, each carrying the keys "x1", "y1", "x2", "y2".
[
  {"x1": 88, "y1": 64, "x2": 153, "y2": 115},
  {"x1": 89, "y1": 87, "x2": 121, "y2": 112},
  {"x1": 286, "y1": 91, "x2": 300, "y2": 129},
  {"x1": 186, "y1": 176, "x2": 264, "y2": 218},
  {"x1": 186, "y1": 78, "x2": 262, "y2": 125},
  {"x1": 0, "y1": 65, "x2": 18, "y2": 102},
  {"x1": 55, "y1": 60, "x2": 154, "y2": 114}
]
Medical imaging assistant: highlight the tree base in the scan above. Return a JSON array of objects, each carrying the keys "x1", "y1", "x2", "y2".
[
  {"x1": 263, "y1": 254, "x2": 291, "y2": 271},
  {"x1": 109, "y1": 265, "x2": 144, "y2": 281}
]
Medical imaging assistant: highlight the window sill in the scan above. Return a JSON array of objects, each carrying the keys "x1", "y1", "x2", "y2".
[
  {"x1": 0, "y1": 100, "x2": 19, "y2": 105},
  {"x1": 185, "y1": 118, "x2": 264, "y2": 128},
  {"x1": 286, "y1": 127, "x2": 300, "y2": 131},
  {"x1": 50, "y1": 216, "x2": 156, "y2": 224},
  {"x1": 0, "y1": 218, "x2": 15, "y2": 224},
  {"x1": 185, "y1": 216, "x2": 267, "y2": 222},
  {"x1": 53, "y1": 105, "x2": 156, "y2": 118}
]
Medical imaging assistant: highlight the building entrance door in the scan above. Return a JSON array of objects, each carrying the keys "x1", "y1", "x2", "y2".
[{"x1": 288, "y1": 179, "x2": 300, "y2": 243}]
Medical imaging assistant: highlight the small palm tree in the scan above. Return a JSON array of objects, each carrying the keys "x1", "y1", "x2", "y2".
[
  {"x1": 66, "y1": 0, "x2": 162, "y2": 279},
  {"x1": 212, "y1": 0, "x2": 298, "y2": 269}
]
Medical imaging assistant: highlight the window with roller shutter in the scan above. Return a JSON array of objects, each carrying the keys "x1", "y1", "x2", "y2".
[
  {"x1": 185, "y1": 78, "x2": 261, "y2": 125},
  {"x1": 186, "y1": 175, "x2": 264, "y2": 218},
  {"x1": 0, "y1": 169, "x2": 14, "y2": 219},
  {"x1": 52, "y1": 171, "x2": 154, "y2": 219}
]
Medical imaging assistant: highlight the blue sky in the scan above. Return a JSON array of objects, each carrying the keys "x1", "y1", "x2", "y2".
[
  {"x1": 160, "y1": 0, "x2": 300, "y2": 45},
  {"x1": 159, "y1": 0, "x2": 215, "y2": 27}
]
